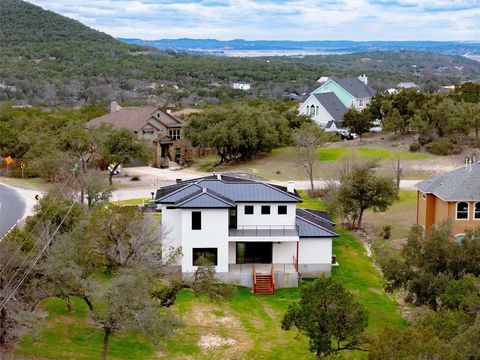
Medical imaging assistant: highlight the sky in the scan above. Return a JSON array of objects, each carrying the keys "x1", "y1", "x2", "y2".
[{"x1": 28, "y1": 0, "x2": 480, "y2": 41}]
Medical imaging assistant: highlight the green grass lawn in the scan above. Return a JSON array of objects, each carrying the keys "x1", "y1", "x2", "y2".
[
  {"x1": 363, "y1": 190, "x2": 417, "y2": 240},
  {"x1": 15, "y1": 194, "x2": 406, "y2": 360},
  {"x1": 112, "y1": 198, "x2": 152, "y2": 206},
  {"x1": 193, "y1": 146, "x2": 429, "y2": 182}
]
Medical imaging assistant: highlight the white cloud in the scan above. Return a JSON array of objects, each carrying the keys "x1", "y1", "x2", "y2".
[{"x1": 28, "y1": 0, "x2": 480, "y2": 41}]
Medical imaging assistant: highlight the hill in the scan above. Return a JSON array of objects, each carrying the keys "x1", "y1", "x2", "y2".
[{"x1": 0, "y1": 0, "x2": 480, "y2": 106}]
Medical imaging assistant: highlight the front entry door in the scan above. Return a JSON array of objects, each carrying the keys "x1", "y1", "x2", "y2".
[{"x1": 236, "y1": 242, "x2": 272, "y2": 264}]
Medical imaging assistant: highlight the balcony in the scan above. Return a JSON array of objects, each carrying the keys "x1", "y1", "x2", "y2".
[{"x1": 229, "y1": 225, "x2": 298, "y2": 237}]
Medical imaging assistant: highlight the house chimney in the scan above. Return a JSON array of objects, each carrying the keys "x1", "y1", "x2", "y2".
[
  {"x1": 358, "y1": 74, "x2": 368, "y2": 85},
  {"x1": 216, "y1": 174, "x2": 222, "y2": 180},
  {"x1": 110, "y1": 101, "x2": 121, "y2": 113},
  {"x1": 166, "y1": 109, "x2": 172, "y2": 114},
  {"x1": 287, "y1": 177, "x2": 295, "y2": 194}
]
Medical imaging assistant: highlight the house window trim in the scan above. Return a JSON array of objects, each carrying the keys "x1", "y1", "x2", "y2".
[
  {"x1": 192, "y1": 211, "x2": 202, "y2": 230},
  {"x1": 244, "y1": 205, "x2": 254, "y2": 215},
  {"x1": 475, "y1": 202, "x2": 480, "y2": 220},
  {"x1": 454, "y1": 233, "x2": 466, "y2": 243},
  {"x1": 192, "y1": 248, "x2": 218, "y2": 266},
  {"x1": 455, "y1": 202, "x2": 469, "y2": 221},
  {"x1": 261, "y1": 205, "x2": 271, "y2": 215}
]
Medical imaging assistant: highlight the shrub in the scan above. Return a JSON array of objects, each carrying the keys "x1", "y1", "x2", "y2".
[
  {"x1": 409, "y1": 141, "x2": 422, "y2": 152},
  {"x1": 425, "y1": 138, "x2": 454, "y2": 155},
  {"x1": 418, "y1": 134, "x2": 434, "y2": 146},
  {"x1": 382, "y1": 225, "x2": 392, "y2": 240},
  {"x1": 192, "y1": 258, "x2": 236, "y2": 302},
  {"x1": 130, "y1": 175, "x2": 141, "y2": 181}
]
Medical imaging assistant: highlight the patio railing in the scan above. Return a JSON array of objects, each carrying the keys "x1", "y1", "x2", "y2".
[{"x1": 228, "y1": 225, "x2": 298, "y2": 237}]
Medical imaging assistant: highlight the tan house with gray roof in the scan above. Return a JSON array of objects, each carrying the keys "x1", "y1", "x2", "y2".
[
  {"x1": 416, "y1": 161, "x2": 480, "y2": 241},
  {"x1": 88, "y1": 102, "x2": 193, "y2": 168}
]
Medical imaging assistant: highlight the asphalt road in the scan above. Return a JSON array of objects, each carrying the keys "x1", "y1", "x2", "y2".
[{"x1": 0, "y1": 184, "x2": 26, "y2": 238}]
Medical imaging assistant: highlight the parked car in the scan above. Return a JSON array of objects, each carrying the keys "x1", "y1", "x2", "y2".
[
  {"x1": 369, "y1": 126, "x2": 383, "y2": 133},
  {"x1": 336, "y1": 129, "x2": 357, "y2": 140}
]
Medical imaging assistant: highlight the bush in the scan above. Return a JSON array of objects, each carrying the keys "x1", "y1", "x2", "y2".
[
  {"x1": 192, "y1": 259, "x2": 236, "y2": 302},
  {"x1": 130, "y1": 175, "x2": 141, "y2": 181},
  {"x1": 418, "y1": 134, "x2": 434, "y2": 146},
  {"x1": 425, "y1": 138, "x2": 454, "y2": 155},
  {"x1": 409, "y1": 141, "x2": 422, "y2": 152},
  {"x1": 382, "y1": 225, "x2": 392, "y2": 240}
]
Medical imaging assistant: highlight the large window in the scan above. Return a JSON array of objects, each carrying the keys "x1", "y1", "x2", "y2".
[
  {"x1": 456, "y1": 202, "x2": 469, "y2": 220},
  {"x1": 192, "y1": 211, "x2": 202, "y2": 230},
  {"x1": 278, "y1": 205, "x2": 287, "y2": 215},
  {"x1": 261, "y1": 205, "x2": 271, "y2": 215},
  {"x1": 244, "y1": 205, "x2": 254, "y2": 215},
  {"x1": 168, "y1": 128, "x2": 181, "y2": 140},
  {"x1": 475, "y1": 203, "x2": 480, "y2": 220},
  {"x1": 192, "y1": 248, "x2": 218, "y2": 266}
]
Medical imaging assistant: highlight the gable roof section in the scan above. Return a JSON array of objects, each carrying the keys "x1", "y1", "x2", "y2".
[
  {"x1": 416, "y1": 163, "x2": 480, "y2": 201},
  {"x1": 327, "y1": 76, "x2": 376, "y2": 99},
  {"x1": 296, "y1": 208, "x2": 338, "y2": 238},
  {"x1": 313, "y1": 92, "x2": 348, "y2": 124},
  {"x1": 156, "y1": 175, "x2": 303, "y2": 205},
  {"x1": 87, "y1": 106, "x2": 185, "y2": 132},
  {"x1": 175, "y1": 188, "x2": 236, "y2": 208}
]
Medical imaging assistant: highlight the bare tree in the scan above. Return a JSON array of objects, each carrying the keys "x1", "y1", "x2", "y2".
[
  {"x1": 294, "y1": 123, "x2": 326, "y2": 191},
  {"x1": 392, "y1": 157, "x2": 404, "y2": 195}
]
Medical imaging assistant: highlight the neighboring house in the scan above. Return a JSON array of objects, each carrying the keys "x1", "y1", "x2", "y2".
[
  {"x1": 438, "y1": 85, "x2": 456, "y2": 94},
  {"x1": 298, "y1": 92, "x2": 347, "y2": 132},
  {"x1": 299, "y1": 75, "x2": 376, "y2": 131},
  {"x1": 232, "y1": 83, "x2": 251, "y2": 91},
  {"x1": 416, "y1": 161, "x2": 480, "y2": 241},
  {"x1": 397, "y1": 82, "x2": 419, "y2": 90},
  {"x1": 88, "y1": 102, "x2": 189, "y2": 168},
  {"x1": 156, "y1": 175, "x2": 338, "y2": 294}
]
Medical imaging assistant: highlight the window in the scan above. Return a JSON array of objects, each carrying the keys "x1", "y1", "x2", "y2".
[
  {"x1": 278, "y1": 205, "x2": 287, "y2": 215},
  {"x1": 168, "y1": 128, "x2": 181, "y2": 140},
  {"x1": 454, "y1": 234, "x2": 465, "y2": 243},
  {"x1": 261, "y1": 205, "x2": 271, "y2": 215},
  {"x1": 310, "y1": 105, "x2": 315, "y2": 115},
  {"x1": 192, "y1": 248, "x2": 218, "y2": 266},
  {"x1": 422, "y1": 193, "x2": 427, "y2": 200},
  {"x1": 456, "y1": 202, "x2": 469, "y2": 220},
  {"x1": 143, "y1": 131, "x2": 153, "y2": 139},
  {"x1": 475, "y1": 203, "x2": 480, "y2": 220},
  {"x1": 192, "y1": 211, "x2": 201, "y2": 230},
  {"x1": 316, "y1": 106, "x2": 319, "y2": 115},
  {"x1": 244, "y1": 205, "x2": 254, "y2": 215}
]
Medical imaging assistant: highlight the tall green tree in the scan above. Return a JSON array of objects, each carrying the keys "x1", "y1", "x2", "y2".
[
  {"x1": 342, "y1": 108, "x2": 373, "y2": 140},
  {"x1": 282, "y1": 276, "x2": 368, "y2": 360}
]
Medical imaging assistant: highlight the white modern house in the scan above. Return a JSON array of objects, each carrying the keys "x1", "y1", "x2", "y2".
[
  {"x1": 156, "y1": 175, "x2": 338, "y2": 294},
  {"x1": 299, "y1": 75, "x2": 377, "y2": 131},
  {"x1": 232, "y1": 82, "x2": 251, "y2": 91}
]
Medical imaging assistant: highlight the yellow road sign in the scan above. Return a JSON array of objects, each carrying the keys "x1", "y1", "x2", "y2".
[
  {"x1": 35, "y1": 194, "x2": 40, "y2": 201},
  {"x1": 4, "y1": 156, "x2": 13, "y2": 166},
  {"x1": 20, "y1": 162, "x2": 26, "y2": 169}
]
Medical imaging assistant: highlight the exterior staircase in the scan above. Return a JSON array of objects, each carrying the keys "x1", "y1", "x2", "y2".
[{"x1": 253, "y1": 264, "x2": 275, "y2": 295}]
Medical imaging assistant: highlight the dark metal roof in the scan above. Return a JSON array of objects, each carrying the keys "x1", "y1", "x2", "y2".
[
  {"x1": 313, "y1": 92, "x2": 348, "y2": 124},
  {"x1": 329, "y1": 76, "x2": 377, "y2": 99},
  {"x1": 156, "y1": 175, "x2": 303, "y2": 205},
  {"x1": 416, "y1": 163, "x2": 480, "y2": 201},
  {"x1": 296, "y1": 208, "x2": 338, "y2": 238},
  {"x1": 175, "y1": 188, "x2": 236, "y2": 208}
]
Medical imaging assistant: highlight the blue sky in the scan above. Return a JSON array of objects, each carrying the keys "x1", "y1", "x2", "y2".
[{"x1": 29, "y1": 0, "x2": 480, "y2": 41}]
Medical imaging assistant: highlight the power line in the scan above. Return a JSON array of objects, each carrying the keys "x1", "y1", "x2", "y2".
[
  {"x1": 0, "y1": 175, "x2": 79, "y2": 301},
  {"x1": 0, "y1": 171, "x2": 76, "y2": 277},
  {"x1": 0, "y1": 201, "x2": 76, "y2": 311}
]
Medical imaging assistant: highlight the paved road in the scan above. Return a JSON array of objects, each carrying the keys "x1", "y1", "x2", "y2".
[{"x1": 0, "y1": 184, "x2": 26, "y2": 238}]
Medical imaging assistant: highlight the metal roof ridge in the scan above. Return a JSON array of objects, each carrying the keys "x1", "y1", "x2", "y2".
[{"x1": 295, "y1": 214, "x2": 339, "y2": 237}]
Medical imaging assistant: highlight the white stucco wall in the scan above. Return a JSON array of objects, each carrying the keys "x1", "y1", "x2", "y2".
[
  {"x1": 228, "y1": 242, "x2": 236, "y2": 264},
  {"x1": 273, "y1": 241, "x2": 297, "y2": 264},
  {"x1": 298, "y1": 238, "x2": 332, "y2": 265},
  {"x1": 299, "y1": 96, "x2": 334, "y2": 127},
  {"x1": 180, "y1": 208, "x2": 230, "y2": 273},
  {"x1": 161, "y1": 207, "x2": 182, "y2": 266},
  {"x1": 236, "y1": 203, "x2": 297, "y2": 227}
]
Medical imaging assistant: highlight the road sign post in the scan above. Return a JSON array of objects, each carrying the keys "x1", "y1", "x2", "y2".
[{"x1": 20, "y1": 162, "x2": 26, "y2": 180}]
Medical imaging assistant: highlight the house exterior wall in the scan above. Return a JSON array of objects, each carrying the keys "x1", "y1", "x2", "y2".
[
  {"x1": 298, "y1": 95, "x2": 334, "y2": 127},
  {"x1": 161, "y1": 207, "x2": 183, "y2": 266},
  {"x1": 416, "y1": 191, "x2": 480, "y2": 238},
  {"x1": 272, "y1": 242, "x2": 297, "y2": 264},
  {"x1": 356, "y1": 97, "x2": 371, "y2": 110},
  {"x1": 313, "y1": 80, "x2": 356, "y2": 108},
  {"x1": 298, "y1": 238, "x2": 332, "y2": 265},
  {"x1": 236, "y1": 203, "x2": 297, "y2": 227},
  {"x1": 180, "y1": 208, "x2": 230, "y2": 273}
]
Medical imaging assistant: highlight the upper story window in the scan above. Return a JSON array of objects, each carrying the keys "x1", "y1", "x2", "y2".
[
  {"x1": 278, "y1": 205, "x2": 287, "y2": 215},
  {"x1": 244, "y1": 205, "x2": 254, "y2": 215},
  {"x1": 192, "y1": 211, "x2": 202, "y2": 230},
  {"x1": 456, "y1": 202, "x2": 469, "y2": 220},
  {"x1": 261, "y1": 206, "x2": 271, "y2": 215},
  {"x1": 475, "y1": 203, "x2": 480, "y2": 220},
  {"x1": 310, "y1": 105, "x2": 315, "y2": 116},
  {"x1": 168, "y1": 128, "x2": 181, "y2": 140},
  {"x1": 316, "y1": 106, "x2": 319, "y2": 115}
]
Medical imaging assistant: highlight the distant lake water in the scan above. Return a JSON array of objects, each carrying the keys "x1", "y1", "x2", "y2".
[
  {"x1": 194, "y1": 49, "x2": 349, "y2": 57},
  {"x1": 465, "y1": 55, "x2": 480, "y2": 62}
]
